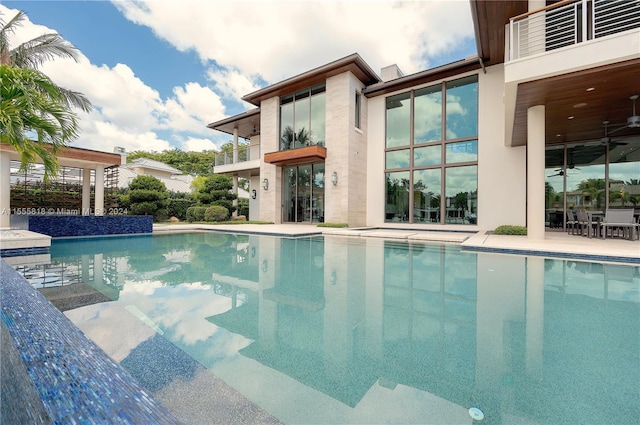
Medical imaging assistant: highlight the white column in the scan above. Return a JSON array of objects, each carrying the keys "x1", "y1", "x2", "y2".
[
  {"x1": 94, "y1": 165, "x2": 104, "y2": 216},
  {"x1": 525, "y1": 256, "x2": 545, "y2": 380},
  {"x1": 232, "y1": 175, "x2": 238, "y2": 217},
  {"x1": 0, "y1": 152, "x2": 11, "y2": 228},
  {"x1": 527, "y1": 105, "x2": 546, "y2": 239},
  {"x1": 232, "y1": 128, "x2": 239, "y2": 164},
  {"x1": 82, "y1": 168, "x2": 91, "y2": 215}
]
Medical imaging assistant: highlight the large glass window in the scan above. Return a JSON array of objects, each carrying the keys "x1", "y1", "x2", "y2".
[
  {"x1": 280, "y1": 84, "x2": 326, "y2": 151},
  {"x1": 544, "y1": 137, "x2": 640, "y2": 230},
  {"x1": 386, "y1": 93, "x2": 411, "y2": 148},
  {"x1": 384, "y1": 75, "x2": 478, "y2": 224},
  {"x1": 386, "y1": 171, "x2": 410, "y2": 222}
]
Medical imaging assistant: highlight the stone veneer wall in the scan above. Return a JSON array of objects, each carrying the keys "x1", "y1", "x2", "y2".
[
  {"x1": 0, "y1": 260, "x2": 180, "y2": 424},
  {"x1": 24, "y1": 215, "x2": 153, "y2": 237}
]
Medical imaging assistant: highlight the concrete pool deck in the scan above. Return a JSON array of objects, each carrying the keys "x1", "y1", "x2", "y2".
[
  {"x1": 152, "y1": 223, "x2": 640, "y2": 264},
  {"x1": 1, "y1": 223, "x2": 638, "y2": 263}
]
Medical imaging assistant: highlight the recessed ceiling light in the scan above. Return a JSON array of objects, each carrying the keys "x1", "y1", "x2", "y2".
[
  {"x1": 574, "y1": 102, "x2": 587, "y2": 108},
  {"x1": 556, "y1": 134, "x2": 562, "y2": 137},
  {"x1": 568, "y1": 116, "x2": 575, "y2": 119},
  {"x1": 586, "y1": 87, "x2": 595, "y2": 92}
]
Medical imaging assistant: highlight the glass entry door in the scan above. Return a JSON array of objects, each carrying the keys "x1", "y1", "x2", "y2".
[{"x1": 283, "y1": 164, "x2": 325, "y2": 223}]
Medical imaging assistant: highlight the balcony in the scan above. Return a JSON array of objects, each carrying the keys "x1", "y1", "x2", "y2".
[
  {"x1": 508, "y1": 0, "x2": 640, "y2": 61},
  {"x1": 213, "y1": 145, "x2": 260, "y2": 174}
]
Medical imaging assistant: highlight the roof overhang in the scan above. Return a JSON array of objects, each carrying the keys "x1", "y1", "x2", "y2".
[
  {"x1": 363, "y1": 57, "x2": 482, "y2": 98},
  {"x1": 263, "y1": 145, "x2": 327, "y2": 167},
  {"x1": 1, "y1": 143, "x2": 122, "y2": 169},
  {"x1": 512, "y1": 58, "x2": 640, "y2": 146},
  {"x1": 470, "y1": 0, "x2": 528, "y2": 67},
  {"x1": 242, "y1": 53, "x2": 381, "y2": 106},
  {"x1": 207, "y1": 108, "x2": 261, "y2": 139}
]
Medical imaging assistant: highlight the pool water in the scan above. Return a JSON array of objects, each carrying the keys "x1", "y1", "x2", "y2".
[{"x1": 17, "y1": 232, "x2": 640, "y2": 424}]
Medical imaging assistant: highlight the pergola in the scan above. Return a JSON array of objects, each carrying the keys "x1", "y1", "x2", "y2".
[{"x1": 0, "y1": 143, "x2": 123, "y2": 228}]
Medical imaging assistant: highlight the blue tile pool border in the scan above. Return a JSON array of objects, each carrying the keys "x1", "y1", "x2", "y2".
[
  {"x1": 0, "y1": 246, "x2": 50, "y2": 258},
  {"x1": 0, "y1": 260, "x2": 180, "y2": 424}
]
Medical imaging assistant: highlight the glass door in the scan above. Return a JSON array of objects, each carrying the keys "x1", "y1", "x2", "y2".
[{"x1": 283, "y1": 164, "x2": 325, "y2": 223}]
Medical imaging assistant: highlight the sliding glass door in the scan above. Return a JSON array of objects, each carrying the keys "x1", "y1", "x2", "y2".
[{"x1": 283, "y1": 164, "x2": 325, "y2": 223}]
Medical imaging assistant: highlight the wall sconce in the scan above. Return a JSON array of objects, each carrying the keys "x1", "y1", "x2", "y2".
[
  {"x1": 251, "y1": 189, "x2": 257, "y2": 199},
  {"x1": 262, "y1": 259, "x2": 268, "y2": 273},
  {"x1": 262, "y1": 178, "x2": 269, "y2": 190},
  {"x1": 330, "y1": 271, "x2": 337, "y2": 285},
  {"x1": 331, "y1": 171, "x2": 338, "y2": 186}
]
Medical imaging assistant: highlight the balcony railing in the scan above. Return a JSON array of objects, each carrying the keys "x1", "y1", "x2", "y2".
[
  {"x1": 214, "y1": 145, "x2": 260, "y2": 167},
  {"x1": 509, "y1": 0, "x2": 640, "y2": 60}
]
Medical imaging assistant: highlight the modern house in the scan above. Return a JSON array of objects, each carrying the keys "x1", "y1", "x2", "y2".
[{"x1": 208, "y1": 0, "x2": 639, "y2": 238}]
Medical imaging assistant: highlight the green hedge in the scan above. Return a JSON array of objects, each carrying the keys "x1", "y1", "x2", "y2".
[
  {"x1": 317, "y1": 222, "x2": 349, "y2": 228},
  {"x1": 494, "y1": 225, "x2": 527, "y2": 235},
  {"x1": 204, "y1": 205, "x2": 229, "y2": 222},
  {"x1": 186, "y1": 206, "x2": 207, "y2": 222}
]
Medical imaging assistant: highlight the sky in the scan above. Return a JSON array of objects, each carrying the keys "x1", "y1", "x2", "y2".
[{"x1": 0, "y1": 0, "x2": 477, "y2": 154}]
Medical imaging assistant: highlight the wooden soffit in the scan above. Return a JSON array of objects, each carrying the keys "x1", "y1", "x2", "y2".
[
  {"x1": 263, "y1": 145, "x2": 327, "y2": 166},
  {"x1": 0, "y1": 142, "x2": 122, "y2": 168}
]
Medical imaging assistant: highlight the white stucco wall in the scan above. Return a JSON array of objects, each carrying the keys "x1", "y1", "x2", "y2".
[{"x1": 477, "y1": 64, "x2": 527, "y2": 229}]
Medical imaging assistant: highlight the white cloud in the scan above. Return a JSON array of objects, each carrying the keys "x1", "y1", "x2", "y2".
[
  {"x1": 182, "y1": 137, "x2": 218, "y2": 152},
  {"x1": 0, "y1": 4, "x2": 227, "y2": 154},
  {"x1": 206, "y1": 68, "x2": 261, "y2": 103},
  {"x1": 112, "y1": 0, "x2": 475, "y2": 83}
]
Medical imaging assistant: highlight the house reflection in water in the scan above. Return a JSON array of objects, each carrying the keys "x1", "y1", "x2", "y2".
[{"x1": 203, "y1": 234, "x2": 638, "y2": 424}]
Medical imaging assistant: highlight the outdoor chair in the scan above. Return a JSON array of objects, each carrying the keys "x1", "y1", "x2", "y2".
[
  {"x1": 566, "y1": 210, "x2": 578, "y2": 235},
  {"x1": 599, "y1": 209, "x2": 638, "y2": 240}
]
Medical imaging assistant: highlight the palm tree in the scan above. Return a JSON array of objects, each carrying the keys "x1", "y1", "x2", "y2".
[
  {"x1": 0, "y1": 65, "x2": 79, "y2": 177},
  {"x1": 1, "y1": 10, "x2": 92, "y2": 112}
]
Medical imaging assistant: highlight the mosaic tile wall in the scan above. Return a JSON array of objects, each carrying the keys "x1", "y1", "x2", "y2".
[
  {"x1": 0, "y1": 260, "x2": 180, "y2": 424},
  {"x1": 26, "y1": 215, "x2": 153, "y2": 237}
]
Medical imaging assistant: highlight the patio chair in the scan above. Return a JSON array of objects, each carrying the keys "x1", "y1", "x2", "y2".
[
  {"x1": 599, "y1": 209, "x2": 638, "y2": 240},
  {"x1": 566, "y1": 210, "x2": 578, "y2": 235}
]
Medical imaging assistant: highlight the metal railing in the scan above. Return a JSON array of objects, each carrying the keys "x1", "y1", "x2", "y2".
[
  {"x1": 509, "y1": 0, "x2": 640, "y2": 60},
  {"x1": 214, "y1": 145, "x2": 260, "y2": 167}
]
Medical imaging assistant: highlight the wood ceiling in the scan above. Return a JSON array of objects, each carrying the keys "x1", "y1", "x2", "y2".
[{"x1": 512, "y1": 58, "x2": 640, "y2": 146}]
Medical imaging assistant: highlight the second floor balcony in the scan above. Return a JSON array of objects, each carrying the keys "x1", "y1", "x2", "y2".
[
  {"x1": 213, "y1": 145, "x2": 261, "y2": 174},
  {"x1": 508, "y1": 0, "x2": 640, "y2": 61}
]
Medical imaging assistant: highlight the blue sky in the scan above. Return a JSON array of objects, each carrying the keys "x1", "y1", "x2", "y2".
[{"x1": 0, "y1": 1, "x2": 477, "y2": 154}]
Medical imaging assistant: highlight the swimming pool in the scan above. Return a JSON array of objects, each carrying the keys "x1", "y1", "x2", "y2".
[{"x1": 15, "y1": 232, "x2": 640, "y2": 424}]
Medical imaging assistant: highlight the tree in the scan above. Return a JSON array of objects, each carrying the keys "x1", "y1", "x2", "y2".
[
  {"x1": 128, "y1": 175, "x2": 168, "y2": 221},
  {"x1": 578, "y1": 178, "x2": 605, "y2": 209},
  {"x1": 1, "y1": 10, "x2": 91, "y2": 112},
  {"x1": 0, "y1": 64, "x2": 79, "y2": 177},
  {"x1": 195, "y1": 174, "x2": 237, "y2": 214}
]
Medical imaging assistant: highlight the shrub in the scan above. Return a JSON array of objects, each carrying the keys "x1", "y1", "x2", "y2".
[
  {"x1": 212, "y1": 199, "x2": 236, "y2": 215},
  {"x1": 238, "y1": 198, "x2": 249, "y2": 218},
  {"x1": 317, "y1": 222, "x2": 349, "y2": 228},
  {"x1": 204, "y1": 205, "x2": 229, "y2": 222},
  {"x1": 494, "y1": 225, "x2": 527, "y2": 235},
  {"x1": 167, "y1": 198, "x2": 195, "y2": 221},
  {"x1": 186, "y1": 206, "x2": 207, "y2": 222}
]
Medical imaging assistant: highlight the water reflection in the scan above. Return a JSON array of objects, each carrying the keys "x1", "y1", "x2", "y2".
[{"x1": 15, "y1": 233, "x2": 640, "y2": 424}]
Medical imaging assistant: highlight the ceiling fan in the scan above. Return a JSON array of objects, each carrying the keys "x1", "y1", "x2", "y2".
[
  {"x1": 603, "y1": 95, "x2": 640, "y2": 140},
  {"x1": 601, "y1": 120, "x2": 629, "y2": 146}
]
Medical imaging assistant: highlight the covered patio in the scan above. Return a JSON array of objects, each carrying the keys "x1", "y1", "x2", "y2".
[{"x1": 0, "y1": 143, "x2": 123, "y2": 229}]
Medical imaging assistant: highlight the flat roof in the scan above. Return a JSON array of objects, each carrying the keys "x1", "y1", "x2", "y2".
[
  {"x1": 1, "y1": 142, "x2": 122, "y2": 168},
  {"x1": 241, "y1": 53, "x2": 380, "y2": 106}
]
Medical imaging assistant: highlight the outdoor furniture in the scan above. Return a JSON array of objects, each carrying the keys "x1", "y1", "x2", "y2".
[
  {"x1": 573, "y1": 209, "x2": 600, "y2": 238},
  {"x1": 599, "y1": 209, "x2": 638, "y2": 240},
  {"x1": 566, "y1": 210, "x2": 578, "y2": 235}
]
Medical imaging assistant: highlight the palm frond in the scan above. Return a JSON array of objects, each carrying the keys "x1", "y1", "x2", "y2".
[{"x1": 11, "y1": 33, "x2": 80, "y2": 68}]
